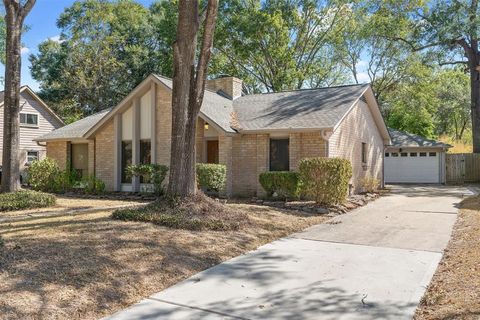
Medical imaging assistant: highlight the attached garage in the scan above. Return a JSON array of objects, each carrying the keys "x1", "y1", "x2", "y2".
[{"x1": 385, "y1": 128, "x2": 451, "y2": 184}]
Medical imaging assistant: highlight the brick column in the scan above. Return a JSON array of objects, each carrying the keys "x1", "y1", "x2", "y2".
[
  {"x1": 256, "y1": 134, "x2": 269, "y2": 197},
  {"x1": 289, "y1": 132, "x2": 301, "y2": 171},
  {"x1": 87, "y1": 139, "x2": 95, "y2": 176},
  {"x1": 219, "y1": 135, "x2": 233, "y2": 197}
]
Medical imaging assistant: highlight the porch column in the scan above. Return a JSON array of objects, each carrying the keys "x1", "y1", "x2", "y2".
[
  {"x1": 219, "y1": 135, "x2": 233, "y2": 197},
  {"x1": 256, "y1": 134, "x2": 269, "y2": 197},
  {"x1": 196, "y1": 118, "x2": 205, "y2": 163},
  {"x1": 150, "y1": 83, "x2": 157, "y2": 164},
  {"x1": 113, "y1": 114, "x2": 122, "y2": 191},
  {"x1": 87, "y1": 139, "x2": 95, "y2": 176}
]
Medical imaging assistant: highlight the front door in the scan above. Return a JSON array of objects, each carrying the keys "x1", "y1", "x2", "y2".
[{"x1": 207, "y1": 140, "x2": 219, "y2": 164}]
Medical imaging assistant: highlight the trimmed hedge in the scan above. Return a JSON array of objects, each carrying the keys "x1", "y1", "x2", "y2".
[
  {"x1": 0, "y1": 190, "x2": 56, "y2": 212},
  {"x1": 259, "y1": 171, "x2": 300, "y2": 199},
  {"x1": 196, "y1": 163, "x2": 226, "y2": 192},
  {"x1": 298, "y1": 157, "x2": 352, "y2": 205}
]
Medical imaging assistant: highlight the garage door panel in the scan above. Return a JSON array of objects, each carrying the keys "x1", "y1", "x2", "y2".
[{"x1": 385, "y1": 153, "x2": 440, "y2": 183}]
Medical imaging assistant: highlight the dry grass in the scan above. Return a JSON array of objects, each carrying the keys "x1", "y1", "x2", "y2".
[
  {"x1": 415, "y1": 196, "x2": 480, "y2": 320},
  {"x1": 0, "y1": 200, "x2": 328, "y2": 320},
  {"x1": 439, "y1": 134, "x2": 473, "y2": 154}
]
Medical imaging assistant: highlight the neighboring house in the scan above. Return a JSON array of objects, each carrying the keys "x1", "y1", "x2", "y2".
[
  {"x1": 36, "y1": 74, "x2": 391, "y2": 196},
  {"x1": 385, "y1": 128, "x2": 451, "y2": 184},
  {"x1": 0, "y1": 86, "x2": 64, "y2": 179}
]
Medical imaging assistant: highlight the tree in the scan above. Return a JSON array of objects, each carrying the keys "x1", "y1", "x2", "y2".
[
  {"x1": 167, "y1": 0, "x2": 218, "y2": 197},
  {"x1": 2, "y1": 0, "x2": 35, "y2": 192},
  {"x1": 211, "y1": 0, "x2": 350, "y2": 93},
  {"x1": 29, "y1": 0, "x2": 176, "y2": 121},
  {"x1": 392, "y1": 0, "x2": 480, "y2": 151}
]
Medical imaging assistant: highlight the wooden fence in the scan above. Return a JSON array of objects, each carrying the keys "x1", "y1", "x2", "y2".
[{"x1": 446, "y1": 153, "x2": 480, "y2": 184}]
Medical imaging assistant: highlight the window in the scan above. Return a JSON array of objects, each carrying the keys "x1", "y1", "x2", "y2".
[
  {"x1": 26, "y1": 151, "x2": 38, "y2": 164},
  {"x1": 401, "y1": 152, "x2": 408, "y2": 157},
  {"x1": 270, "y1": 138, "x2": 289, "y2": 171},
  {"x1": 419, "y1": 152, "x2": 427, "y2": 157},
  {"x1": 385, "y1": 152, "x2": 389, "y2": 157},
  {"x1": 410, "y1": 152, "x2": 417, "y2": 157},
  {"x1": 362, "y1": 142, "x2": 367, "y2": 163},
  {"x1": 121, "y1": 141, "x2": 132, "y2": 183},
  {"x1": 391, "y1": 152, "x2": 399, "y2": 157},
  {"x1": 429, "y1": 152, "x2": 437, "y2": 157},
  {"x1": 19, "y1": 113, "x2": 38, "y2": 126},
  {"x1": 139, "y1": 140, "x2": 151, "y2": 183},
  {"x1": 140, "y1": 140, "x2": 151, "y2": 164}
]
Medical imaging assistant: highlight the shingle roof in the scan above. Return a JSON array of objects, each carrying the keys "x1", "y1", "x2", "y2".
[
  {"x1": 388, "y1": 128, "x2": 450, "y2": 148},
  {"x1": 35, "y1": 108, "x2": 112, "y2": 141},
  {"x1": 153, "y1": 75, "x2": 235, "y2": 133},
  {"x1": 232, "y1": 84, "x2": 369, "y2": 131}
]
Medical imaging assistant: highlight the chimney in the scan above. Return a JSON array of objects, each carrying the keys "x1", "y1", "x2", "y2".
[{"x1": 206, "y1": 76, "x2": 243, "y2": 100}]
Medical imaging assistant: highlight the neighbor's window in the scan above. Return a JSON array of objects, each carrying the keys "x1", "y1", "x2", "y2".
[
  {"x1": 270, "y1": 138, "x2": 289, "y2": 171},
  {"x1": 410, "y1": 152, "x2": 417, "y2": 157},
  {"x1": 20, "y1": 113, "x2": 38, "y2": 126},
  {"x1": 121, "y1": 141, "x2": 133, "y2": 183},
  {"x1": 361, "y1": 142, "x2": 367, "y2": 163},
  {"x1": 26, "y1": 151, "x2": 39, "y2": 164},
  {"x1": 429, "y1": 152, "x2": 437, "y2": 157},
  {"x1": 419, "y1": 152, "x2": 427, "y2": 157}
]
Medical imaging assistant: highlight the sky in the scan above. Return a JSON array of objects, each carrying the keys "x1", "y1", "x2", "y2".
[{"x1": 0, "y1": 0, "x2": 156, "y2": 91}]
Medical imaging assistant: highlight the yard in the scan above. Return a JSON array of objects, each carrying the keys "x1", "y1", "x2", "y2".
[
  {"x1": 0, "y1": 197, "x2": 329, "y2": 320},
  {"x1": 415, "y1": 195, "x2": 480, "y2": 320}
]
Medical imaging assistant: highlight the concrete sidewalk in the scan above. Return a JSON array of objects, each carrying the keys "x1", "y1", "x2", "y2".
[{"x1": 106, "y1": 185, "x2": 472, "y2": 320}]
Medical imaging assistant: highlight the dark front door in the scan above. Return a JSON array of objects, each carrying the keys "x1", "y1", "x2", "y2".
[{"x1": 207, "y1": 140, "x2": 219, "y2": 164}]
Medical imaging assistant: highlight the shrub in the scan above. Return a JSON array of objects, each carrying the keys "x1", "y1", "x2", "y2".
[
  {"x1": 196, "y1": 163, "x2": 226, "y2": 192},
  {"x1": 53, "y1": 168, "x2": 79, "y2": 193},
  {"x1": 82, "y1": 175, "x2": 106, "y2": 195},
  {"x1": 259, "y1": 171, "x2": 300, "y2": 199},
  {"x1": 298, "y1": 157, "x2": 352, "y2": 205},
  {"x1": 27, "y1": 158, "x2": 60, "y2": 192},
  {"x1": 360, "y1": 175, "x2": 380, "y2": 193},
  {"x1": 0, "y1": 190, "x2": 56, "y2": 212},
  {"x1": 126, "y1": 164, "x2": 169, "y2": 195}
]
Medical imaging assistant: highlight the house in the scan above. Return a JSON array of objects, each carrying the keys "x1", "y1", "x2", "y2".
[
  {"x1": 0, "y1": 86, "x2": 64, "y2": 179},
  {"x1": 36, "y1": 74, "x2": 391, "y2": 196},
  {"x1": 385, "y1": 128, "x2": 451, "y2": 184}
]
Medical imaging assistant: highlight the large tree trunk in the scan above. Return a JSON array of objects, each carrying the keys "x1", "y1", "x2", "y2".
[
  {"x1": 1, "y1": 0, "x2": 35, "y2": 192},
  {"x1": 167, "y1": 0, "x2": 218, "y2": 197},
  {"x1": 471, "y1": 65, "x2": 480, "y2": 153}
]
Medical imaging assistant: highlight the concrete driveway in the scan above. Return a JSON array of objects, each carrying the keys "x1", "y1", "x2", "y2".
[{"x1": 106, "y1": 185, "x2": 472, "y2": 320}]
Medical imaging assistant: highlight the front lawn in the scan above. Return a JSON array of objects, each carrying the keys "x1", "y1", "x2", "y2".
[
  {"x1": 415, "y1": 195, "x2": 480, "y2": 319},
  {"x1": 0, "y1": 201, "x2": 329, "y2": 319}
]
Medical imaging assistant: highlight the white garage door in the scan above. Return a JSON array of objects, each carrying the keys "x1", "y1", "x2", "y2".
[{"x1": 385, "y1": 150, "x2": 440, "y2": 183}]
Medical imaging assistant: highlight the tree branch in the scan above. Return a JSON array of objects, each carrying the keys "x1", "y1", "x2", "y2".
[{"x1": 438, "y1": 60, "x2": 468, "y2": 66}]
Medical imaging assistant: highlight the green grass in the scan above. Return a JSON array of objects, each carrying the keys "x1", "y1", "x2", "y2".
[{"x1": 0, "y1": 190, "x2": 56, "y2": 212}]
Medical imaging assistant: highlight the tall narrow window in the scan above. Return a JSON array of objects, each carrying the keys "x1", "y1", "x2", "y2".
[
  {"x1": 121, "y1": 141, "x2": 133, "y2": 183},
  {"x1": 270, "y1": 138, "x2": 289, "y2": 171},
  {"x1": 361, "y1": 142, "x2": 367, "y2": 163},
  {"x1": 139, "y1": 140, "x2": 151, "y2": 183}
]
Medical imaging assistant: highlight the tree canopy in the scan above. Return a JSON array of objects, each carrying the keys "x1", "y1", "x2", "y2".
[{"x1": 20, "y1": 0, "x2": 473, "y2": 147}]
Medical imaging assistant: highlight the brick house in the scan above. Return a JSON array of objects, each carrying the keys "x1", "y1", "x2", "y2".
[{"x1": 36, "y1": 74, "x2": 391, "y2": 197}]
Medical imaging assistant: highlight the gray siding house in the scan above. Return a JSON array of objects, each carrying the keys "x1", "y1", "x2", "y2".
[{"x1": 0, "y1": 86, "x2": 64, "y2": 178}]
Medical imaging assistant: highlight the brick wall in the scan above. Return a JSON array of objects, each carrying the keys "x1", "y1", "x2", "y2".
[
  {"x1": 328, "y1": 100, "x2": 384, "y2": 192},
  {"x1": 156, "y1": 85, "x2": 172, "y2": 167},
  {"x1": 46, "y1": 141, "x2": 69, "y2": 170},
  {"x1": 95, "y1": 120, "x2": 115, "y2": 191},
  {"x1": 88, "y1": 139, "x2": 95, "y2": 176}
]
